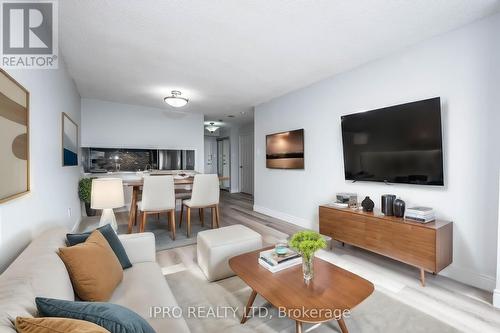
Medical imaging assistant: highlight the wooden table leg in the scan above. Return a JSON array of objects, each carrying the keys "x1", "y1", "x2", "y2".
[
  {"x1": 420, "y1": 268, "x2": 426, "y2": 287},
  {"x1": 128, "y1": 186, "x2": 139, "y2": 234},
  {"x1": 337, "y1": 317, "x2": 348, "y2": 333},
  {"x1": 295, "y1": 321, "x2": 303, "y2": 333},
  {"x1": 199, "y1": 208, "x2": 204, "y2": 227},
  {"x1": 241, "y1": 289, "x2": 257, "y2": 324}
]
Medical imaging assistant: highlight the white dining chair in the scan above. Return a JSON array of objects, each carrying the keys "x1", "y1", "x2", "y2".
[
  {"x1": 179, "y1": 174, "x2": 220, "y2": 237},
  {"x1": 136, "y1": 175, "x2": 176, "y2": 240}
]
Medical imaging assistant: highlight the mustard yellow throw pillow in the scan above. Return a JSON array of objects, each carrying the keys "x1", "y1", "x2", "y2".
[
  {"x1": 16, "y1": 317, "x2": 110, "y2": 333},
  {"x1": 58, "y1": 230, "x2": 123, "y2": 301}
]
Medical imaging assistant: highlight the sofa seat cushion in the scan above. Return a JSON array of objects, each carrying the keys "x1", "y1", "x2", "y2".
[
  {"x1": 15, "y1": 317, "x2": 111, "y2": 333},
  {"x1": 197, "y1": 225, "x2": 263, "y2": 281},
  {"x1": 58, "y1": 231, "x2": 123, "y2": 302},
  {"x1": 35, "y1": 297, "x2": 153, "y2": 333},
  {"x1": 109, "y1": 262, "x2": 190, "y2": 333}
]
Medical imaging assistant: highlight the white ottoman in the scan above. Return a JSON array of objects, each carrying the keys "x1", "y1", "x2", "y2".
[{"x1": 197, "y1": 225, "x2": 263, "y2": 281}]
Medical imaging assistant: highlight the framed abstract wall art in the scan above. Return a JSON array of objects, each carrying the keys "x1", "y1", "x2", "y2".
[
  {"x1": 0, "y1": 68, "x2": 30, "y2": 203},
  {"x1": 62, "y1": 112, "x2": 78, "y2": 166}
]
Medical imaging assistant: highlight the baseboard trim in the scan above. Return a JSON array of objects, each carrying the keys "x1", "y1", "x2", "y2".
[
  {"x1": 494, "y1": 289, "x2": 500, "y2": 308},
  {"x1": 429, "y1": 262, "x2": 496, "y2": 292},
  {"x1": 253, "y1": 205, "x2": 311, "y2": 229},
  {"x1": 70, "y1": 217, "x2": 82, "y2": 233}
]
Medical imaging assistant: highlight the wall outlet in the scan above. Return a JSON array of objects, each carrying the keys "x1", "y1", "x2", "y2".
[{"x1": 67, "y1": 208, "x2": 72, "y2": 217}]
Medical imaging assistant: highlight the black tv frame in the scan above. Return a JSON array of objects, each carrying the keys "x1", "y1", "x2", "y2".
[{"x1": 340, "y1": 97, "x2": 444, "y2": 186}]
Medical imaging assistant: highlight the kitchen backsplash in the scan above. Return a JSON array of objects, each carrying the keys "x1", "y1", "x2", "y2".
[
  {"x1": 82, "y1": 147, "x2": 195, "y2": 172},
  {"x1": 82, "y1": 148, "x2": 156, "y2": 172}
]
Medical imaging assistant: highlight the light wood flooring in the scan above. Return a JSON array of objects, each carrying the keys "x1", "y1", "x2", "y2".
[{"x1": 156, "y1": 191, "x2": 500, "y2": 333}]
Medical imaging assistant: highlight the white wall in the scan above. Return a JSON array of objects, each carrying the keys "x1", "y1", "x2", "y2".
[
  {"x1": 254, "y1": 13, "x2": 500, "y2": 290},
  {"x1": 81, "y1": 98, "x2": 205, "y2": 171},
  {"x1": 0, "y1": 59, "x2": 82, "y2": 272}
]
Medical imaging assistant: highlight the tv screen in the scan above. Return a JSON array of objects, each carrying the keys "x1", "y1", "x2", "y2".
[
  {"x1": 266, "y1": 129, "x2": 304, "y2": 169},
  {"x1": 341, "y1": 97, "x2": 444, "y2": 185}
]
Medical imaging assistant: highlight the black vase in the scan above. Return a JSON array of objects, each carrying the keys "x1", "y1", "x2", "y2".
[
  {"x1": 85, "y1": 202, "x2": 97, "y2": 217},
  {"x1": 393, "y1": 198, "x2": 406, "y2": 218},
  {"x1": 361, "y1": 196, "x2": 374, "y2": 212},
  {"x1": 381, "y1": 194, "x2": 396, "y2": 216}
]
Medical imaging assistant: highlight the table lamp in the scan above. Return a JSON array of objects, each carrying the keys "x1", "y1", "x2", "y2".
[{"x1": 91, "y1": 178, "x2": 124, "y2": 231}]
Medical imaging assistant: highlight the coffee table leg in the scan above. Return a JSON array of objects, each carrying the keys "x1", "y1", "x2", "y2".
[
  {"x1": 295, "y1": 321, "x2": 303, "y2": 333},
  {"x1": 337, "y1": 317, "x2": 348, "y2": 333},
  {"x1": 241, "y1": 289, "x2": 257, "y2": 324}
]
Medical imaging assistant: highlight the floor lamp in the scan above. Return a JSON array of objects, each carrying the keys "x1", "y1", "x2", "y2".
[{"x1": 91, "y1": 178, "x2": 124, "y2": 231}]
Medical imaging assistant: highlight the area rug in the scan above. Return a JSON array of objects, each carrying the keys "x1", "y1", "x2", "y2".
[
  {"x1": 165, "y1": 265, "x2": 460, "y2": 333},
  {"x1": 117, "y1": 215, "x2": 213, "y2": 251}
]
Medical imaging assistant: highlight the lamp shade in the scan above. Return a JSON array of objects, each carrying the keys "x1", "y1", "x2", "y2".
[{"x1": 91, "y1": 178, "x2": 124, "y2": 209}]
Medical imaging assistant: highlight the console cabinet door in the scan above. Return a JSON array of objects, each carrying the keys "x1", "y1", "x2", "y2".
[{"x1": 319, "y1": 207, "x2": 437, "y2": 272}]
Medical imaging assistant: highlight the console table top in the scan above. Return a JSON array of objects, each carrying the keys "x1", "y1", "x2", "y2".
[{"x1": 320, "y1": 205, "x2": 452, "y2": 230}]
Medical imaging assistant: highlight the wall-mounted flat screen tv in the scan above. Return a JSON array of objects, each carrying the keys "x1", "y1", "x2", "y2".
[
  {"x1": 266, "y1": 129, "x2": 304, "y2": 169},
  {"x1": 341, "y1": 97, "x2": 444, "y2": 186}
]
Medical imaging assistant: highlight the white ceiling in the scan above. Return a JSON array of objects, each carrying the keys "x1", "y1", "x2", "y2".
[{"x1": 60, "y1": 0, "x2": 500, "y2": 125}]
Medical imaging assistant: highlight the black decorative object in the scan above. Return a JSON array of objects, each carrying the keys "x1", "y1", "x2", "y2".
[
  {"x1": 361, "y1": 196, "x2": 374, "y2": 212},
  {"x1": 393, "y1": 198, "x2": 406, "y2": 218},
  {"x1": 381, "y1": 194, "x2": 396, "y2": 216},
  {"x1": 84, "y1": 202, "x2": 97, "y2": 217}
]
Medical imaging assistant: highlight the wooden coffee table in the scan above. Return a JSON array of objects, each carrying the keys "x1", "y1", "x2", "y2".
[{"x1": 228, "y1": 248, "x2": 374, "y2": 333}]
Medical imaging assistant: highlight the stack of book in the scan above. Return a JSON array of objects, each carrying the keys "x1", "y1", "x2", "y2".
[
  {"x1": 258, "y1": 248, "x2": 301, "y2": 273},
  {"x1": 404, "y1": 206, "x2": 435, "y2": 223}
]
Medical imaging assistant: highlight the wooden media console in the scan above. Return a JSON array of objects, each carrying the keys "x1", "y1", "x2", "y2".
[{"x1": 319, "y1": 205, "x2": 453, "y2": 286}]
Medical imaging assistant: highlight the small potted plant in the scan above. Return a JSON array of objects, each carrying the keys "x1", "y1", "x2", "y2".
[
  {"x1": 289, "y1": 230, "x2": 327, "y2": 283},
  {"x1": 78, "y1": 178, "x2": 96, "y2": 216}
]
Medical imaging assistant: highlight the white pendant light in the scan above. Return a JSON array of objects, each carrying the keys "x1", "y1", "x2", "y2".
[
  {"x1": 164, "y1": 90, "x2": 189, "y2": 108},
  {"x1": 206, "y1": 122, "x2": 219, "y2": 133}
]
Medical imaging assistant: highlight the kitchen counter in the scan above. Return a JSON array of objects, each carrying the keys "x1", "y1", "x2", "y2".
[{"x1": 83, "y1": 170, "x2": 198, "y2": 177}]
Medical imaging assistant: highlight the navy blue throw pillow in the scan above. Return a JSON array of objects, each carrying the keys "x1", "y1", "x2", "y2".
[
  {"x1": 66, "y1": 224, "x2": 132, "y2": 269},
  {"x1": 36, "y1": 297, "x2": 156, "y2": 333}
]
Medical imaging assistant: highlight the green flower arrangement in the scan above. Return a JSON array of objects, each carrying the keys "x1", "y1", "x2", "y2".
[{"x1": 289, "y1": 230, "x2": 327, "y2": 261}]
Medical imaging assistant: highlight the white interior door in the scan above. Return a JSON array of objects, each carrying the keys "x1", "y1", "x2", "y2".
[
  {"x1": 239, "y1": 134, "x2": 254, "y2": 194},
  {"x1": 204, "y1": 137, "x2": 217, "y2": 174}
]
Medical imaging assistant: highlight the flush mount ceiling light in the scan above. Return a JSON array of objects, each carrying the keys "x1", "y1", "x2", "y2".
[
  {"x1": 163, "y1": 90, "x2": 189, "y2": 108},
  {"x1": 206, "y1": 122, "x2": 219, "y2": 133}
]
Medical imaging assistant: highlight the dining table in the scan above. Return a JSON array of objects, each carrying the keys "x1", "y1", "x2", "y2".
[{"x1": 123, "y1": 175, "x2": 229, "y2": 233}]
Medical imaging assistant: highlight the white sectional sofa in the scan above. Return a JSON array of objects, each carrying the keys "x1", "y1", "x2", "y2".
[{"x1": 0, "y1": 227, "x2": 190, "y2": 333}]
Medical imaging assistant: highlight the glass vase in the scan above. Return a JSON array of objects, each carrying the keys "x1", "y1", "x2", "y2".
[{"x1": 302, "y1": 255, "x2": 314, "y2": 284}]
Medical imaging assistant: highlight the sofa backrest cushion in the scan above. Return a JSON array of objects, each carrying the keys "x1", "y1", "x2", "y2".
[{"x1": 0, "y1": 227, "x2": 75, "y2": 333}]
